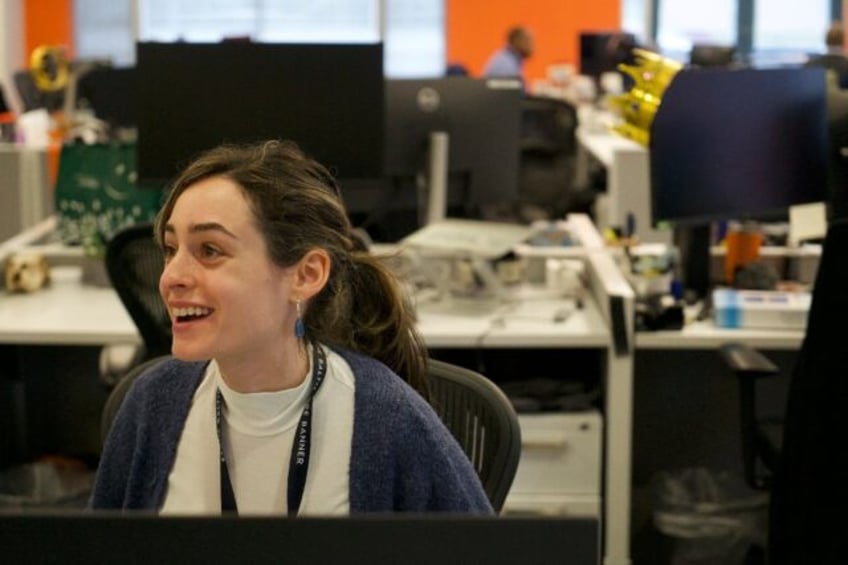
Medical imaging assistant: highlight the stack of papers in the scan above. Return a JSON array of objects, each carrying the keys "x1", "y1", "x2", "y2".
[{"x1": 401, "y1": 219, "x2": 535, "y2": 260}]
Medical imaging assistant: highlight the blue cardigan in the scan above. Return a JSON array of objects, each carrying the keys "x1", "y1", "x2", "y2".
[{"x1": 90, "y1": 347, "x2": 493, "y2": 514}]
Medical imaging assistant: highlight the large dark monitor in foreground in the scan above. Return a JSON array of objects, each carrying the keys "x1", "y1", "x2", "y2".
[
  {"x1": 384, "y1": 77, "x2": 523, "y2": 222},
  {"x1": 650, "y1": 66, "x2": 828, "y2": 227},
  {"x1": 0, "y1": 513, "x2": 598, "y2": 565},
  {"x1": 136, "y1": 42, "x2": 384, "y2": 185}
]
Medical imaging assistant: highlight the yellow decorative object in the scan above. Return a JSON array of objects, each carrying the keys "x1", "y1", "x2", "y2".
[
  {"x1": 30, "y1": 45, "x2": 70, "y2": 92},
  {"x1": 607, "y1": 48, "x2": 683, "y2": 146}
]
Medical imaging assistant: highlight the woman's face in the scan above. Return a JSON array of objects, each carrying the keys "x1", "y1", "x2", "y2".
[{"x1": 159, "y1": 176, "x2": 296, "y2": 364}]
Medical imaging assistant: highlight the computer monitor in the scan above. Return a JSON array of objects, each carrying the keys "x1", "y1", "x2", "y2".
[
  {"x1": 0, "y1": 512, "x2": 599, "y2": 565},
  {"x1": 689, "y1": 44, "x2": 737, "y2": 68},
  {"x1": 384, "y1": 77, "x2": 523, "y2": 224},
  {"x1": 579, "y1": 31, "x2": 638, "y2": 81},
  {"x1": 75, "y1": 66, "x2": 137, "y2": 128},
  {"x1": 650, "y1": 66, "x2": 828, "y2": 227},
  {"x1": 135, "y1": 42, "x2": 384, "y2": 185},
  {"x1": 649, "y1": 66, "x2": 828, "y2": 296}
]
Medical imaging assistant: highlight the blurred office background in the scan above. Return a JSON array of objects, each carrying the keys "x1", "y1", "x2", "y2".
[{"x1": 0, "y1": 0, "x2": 844, "y2": 114}]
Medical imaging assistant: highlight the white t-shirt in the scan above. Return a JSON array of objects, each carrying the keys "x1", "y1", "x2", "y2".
[{"x1": 160, "y1": 345, "x2": 355, "y2": 515}]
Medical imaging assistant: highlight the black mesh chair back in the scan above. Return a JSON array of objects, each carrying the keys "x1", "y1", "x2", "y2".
[
  {"x1": 427, "y1": 360, "x2": 522, "y2": 513},
  {"x1": 105, "y1": 222, "x2": 171, "y2": 362},
  {"x1": 518, "y1": 95, "x2": 594, "y2": 217}
]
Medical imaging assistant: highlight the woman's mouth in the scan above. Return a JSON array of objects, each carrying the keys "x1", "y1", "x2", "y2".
[{"x1": 171, "y1": 306, "x2": 213, "y2": 323}]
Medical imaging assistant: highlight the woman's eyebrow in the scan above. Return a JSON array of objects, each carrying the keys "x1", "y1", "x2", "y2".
[
  {"x1": 189, "y1": 222, "x2": 239, "y2": 239},
  {"x1": 163, "y1": 222, "x2": 239, "y2": 240}
]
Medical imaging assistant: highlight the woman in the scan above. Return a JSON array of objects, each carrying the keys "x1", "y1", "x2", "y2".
[{"x1": 90, "y1": 139, "x2": 492, "y2": 515}]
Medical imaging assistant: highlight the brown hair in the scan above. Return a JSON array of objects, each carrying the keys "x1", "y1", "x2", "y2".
[{"x1": 154, "y1": 139, "x2": 429, "y2": 397}]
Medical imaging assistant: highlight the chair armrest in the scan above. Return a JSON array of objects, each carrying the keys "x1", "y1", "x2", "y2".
[{"x1": 719, "y1": 342, "x2": 780, "y2": 379}]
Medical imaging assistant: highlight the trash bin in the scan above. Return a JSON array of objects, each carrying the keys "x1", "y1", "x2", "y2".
[{"x1": 652, "y1": 467, "x2": 768, "y2": 565}]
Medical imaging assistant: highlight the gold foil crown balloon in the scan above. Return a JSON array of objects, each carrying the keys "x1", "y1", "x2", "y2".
[{"x1": 608, "y1": 48, "x2": 682, "y2": 146}]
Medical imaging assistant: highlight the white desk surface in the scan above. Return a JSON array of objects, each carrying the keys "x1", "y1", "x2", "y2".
[
  {"x1": 2, "y1": 259, "x2": 799, "y2": 355},
  {"x1": 0, "y1": 266, "x2": 610, "y2": 350},
  {"x1": 635, "y1": 319, "x2": 804, "y2": 350},
  {"x1": 417, "y1": 289, "x2": 609, "y2": 349},
  {"x1": 0, "y1": 266, "x2": 140, "y2": 346}
]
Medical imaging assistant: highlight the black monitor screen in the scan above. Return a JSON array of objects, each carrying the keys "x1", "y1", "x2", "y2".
[
  {"x1": 384, "y1": 77, "x2": 522, "y2": 214},
  {"x1": 136, "y1": 42, "x2": 384, "y2": 184},
  {"x1": 579, "y1": 31, "x2": 637, "y2": 79},
  {"x1": 689, "y1": 44, "x2": 737, "y2": 68},
  {"x1": 76, "y1": 66, "x2": 137, "y2": 128},
  {"x1": 650, "y1": 67, "x2": 828, "y2": 226}
]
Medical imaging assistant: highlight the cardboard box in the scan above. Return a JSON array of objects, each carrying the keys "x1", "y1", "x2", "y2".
[{"x1": 713, "y1": 288, "x2": 811, "y2": 330}]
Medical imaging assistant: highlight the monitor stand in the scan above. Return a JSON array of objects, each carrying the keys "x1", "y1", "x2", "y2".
[
  {"x1": 418, "y1": 130, "x2": 449, "y2": 226},
  {"x1": 674, "y1": 223, "x2": 712, "y2": 302}
]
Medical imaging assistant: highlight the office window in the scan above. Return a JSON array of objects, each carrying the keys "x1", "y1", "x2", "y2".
[
  {"x1": 73, "y1": 0, "x2": 444, "y2": 78},
  {"x1": 384, "y1": 0, "x2": 444, "y2": 77},
  {"x1": 752, "y1": 0, "x2": 829, "y2": 66},
  {"x1": 621, "y1": 0, "x2": 649, "y2": 45},
  {"x1": 656, "y1": 0, "x2": 737, "y2": 63},
  {"x1": 73, "y1": 0, "x2": 135, "y2": 67},
  {"x1": 138, "y1": 0, "x2": 379, "y2": 43}
]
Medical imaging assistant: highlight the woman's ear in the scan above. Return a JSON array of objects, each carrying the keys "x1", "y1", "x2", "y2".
[{"x1": 292, "y1": 248, "x2": 331, "y2": 301}]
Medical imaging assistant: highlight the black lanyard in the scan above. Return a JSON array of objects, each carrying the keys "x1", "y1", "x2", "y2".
[{"x1": 215, "y1": 344, "x2": 327, "y2": 516}]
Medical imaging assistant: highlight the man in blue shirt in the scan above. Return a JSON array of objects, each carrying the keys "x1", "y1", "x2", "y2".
[{"x1": 482, "y1": 26, "x2": 534, "y2": 83}]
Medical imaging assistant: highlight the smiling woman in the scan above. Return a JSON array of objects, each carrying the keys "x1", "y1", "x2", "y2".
[{"x1": 89, "y1": 139, "x2": 493, "y2": 516}]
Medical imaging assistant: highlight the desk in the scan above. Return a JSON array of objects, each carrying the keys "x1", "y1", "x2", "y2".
[
  {"x1": 417, "y1": 292, "x2": 609, "y2": 349},
  {"x1": 631, "y1": 317, "x2": 802, "y2": 563},
  {"x1": 636, "y1": 319, "x2": 804, "y2": 350},
  {"x1": 0, "y1": 266, "x2": 139, "y2": 346}
]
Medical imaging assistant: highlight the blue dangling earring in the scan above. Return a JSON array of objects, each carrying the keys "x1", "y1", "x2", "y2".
[{"x1": 295, "y1": 300, "x2": 305, "y2": 339}]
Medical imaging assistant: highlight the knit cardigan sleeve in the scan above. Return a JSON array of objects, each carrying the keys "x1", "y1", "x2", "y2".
[{"x1": 89, "y1": 359, "x2": 207, "y2": 510}]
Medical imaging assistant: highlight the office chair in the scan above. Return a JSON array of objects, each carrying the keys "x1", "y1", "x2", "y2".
[
  {"x1": 718, "y1": 342, "x2": 781, "y2": 491},
  {"x1": 517, "y1": 95, "x2": 594, "y2": 220},
  {"x1": 105, "y1": 222, "x2": 171, "y2": 364},
  {"x1": 13, "y1": 70, "x2": 64, "y2": 113},
  {"x1": 719, "y1": 217, "x2": 848, "y2": 564},
  {"x1": 427, "y1": 359, "x2": 522, "y2": 513}
]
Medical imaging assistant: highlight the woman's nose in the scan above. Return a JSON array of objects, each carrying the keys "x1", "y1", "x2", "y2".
[{"x1": 159, "y1": 250, "x2": 193, "y2": 293}]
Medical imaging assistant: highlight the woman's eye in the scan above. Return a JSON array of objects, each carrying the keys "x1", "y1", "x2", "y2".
[
  {"x1": 162, "y1": 244, "x2": 176, "y2": 261},
  {"x1": 201, "y1": 244, "x2": 222, "y2": 259}
]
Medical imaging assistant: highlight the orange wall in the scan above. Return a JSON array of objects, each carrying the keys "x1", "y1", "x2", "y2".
[
  {"x1": 22, "y1": 1, "x2": 620, "y2": 82},
  {"x1": 23, "y1": 0, "x2": 73, "y2": 65},
  {"x1": 447, "y1": 0, "x2": 621, "y2": 83}
]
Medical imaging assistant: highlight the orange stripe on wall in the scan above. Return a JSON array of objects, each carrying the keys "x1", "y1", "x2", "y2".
[
  {"x1": 447, "y1": 0, "x2": 620, "y2": 83},
  {"x1": 23, "y1": 0, "x2": 73, "y2": 188},
  {"x1": 22, "y1": 1, "x2": 619, "y2": 86},
  {"x1": 23, "y1": 0, "x2": 74, "y2": 65}
]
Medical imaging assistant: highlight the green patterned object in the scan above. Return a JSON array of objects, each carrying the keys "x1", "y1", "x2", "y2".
[{"x1": 55, "y1": 142, "x2": 165, "y2": 255}]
